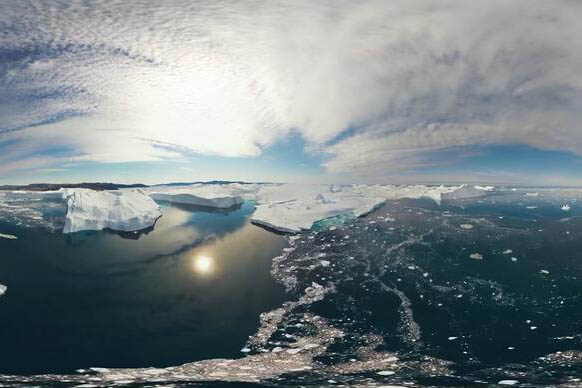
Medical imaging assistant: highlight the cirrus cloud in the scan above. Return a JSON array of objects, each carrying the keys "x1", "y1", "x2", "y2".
[{"x1": 0, "y1": 0, "x2": 581, "y2": 180}]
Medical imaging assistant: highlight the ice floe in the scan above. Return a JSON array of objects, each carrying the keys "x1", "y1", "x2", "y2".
[
  {"x1": 0, "y1": 283, "x2": 6, "y2": 297},
  {"x1": 498, "y1": 380, "x2": 519, "y2": 385},
  {"x1": 0, "y1": 233, "x2": 17, "y2": 239},
  {"x1": 561, "y1": 204, "x2": 571, "y2": 211}
]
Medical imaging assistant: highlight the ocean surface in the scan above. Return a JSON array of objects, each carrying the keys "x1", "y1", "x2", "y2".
[
  {"x1": 0, "y1": 201, "x2": 287, "y2": 374},
  {"x1": 2, "y1": 189, "x2": 582, "y2": 387}
]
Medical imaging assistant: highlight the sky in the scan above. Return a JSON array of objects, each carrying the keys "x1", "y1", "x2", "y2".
[{"x1": 1, "y1": 0, "x2": 582, "y2": 186}]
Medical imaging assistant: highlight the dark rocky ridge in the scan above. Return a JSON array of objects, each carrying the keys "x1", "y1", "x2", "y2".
[{"x1": 0, "y1": 183, "x2": 148, "y2": 191}]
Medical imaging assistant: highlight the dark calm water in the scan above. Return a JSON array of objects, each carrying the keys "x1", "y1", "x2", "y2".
[
  {"x1": 0, "y1": 201, "x2": 287, "y2": 375},
  {"x1": 2, "y1": 190, "x2": 582, "y2": 387}
]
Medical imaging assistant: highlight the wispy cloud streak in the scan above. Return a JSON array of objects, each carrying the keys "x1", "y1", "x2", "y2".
[{"x1": 0, "y1": 0, "x2": 581, "y2": 179}]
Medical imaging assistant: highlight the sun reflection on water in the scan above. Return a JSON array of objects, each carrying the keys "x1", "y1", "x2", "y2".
[{"x1": 192, "y1": 255, "x2": 215, "y2": 275}]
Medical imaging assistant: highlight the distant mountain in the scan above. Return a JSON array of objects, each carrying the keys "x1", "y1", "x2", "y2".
[
  {"x1": 0, "y1": 183, "x2": 148, "y2": 191},
  {"x1": 152, "y1": 180, "x2": 272, "y2": 186}
]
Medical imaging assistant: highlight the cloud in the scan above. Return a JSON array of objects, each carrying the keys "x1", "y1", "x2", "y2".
[{"x1": 0, "y1": 0, "x2": 581, "y2": 179}]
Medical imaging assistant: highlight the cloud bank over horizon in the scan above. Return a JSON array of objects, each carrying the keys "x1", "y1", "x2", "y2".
[{"x1": 1, "y1": 0, "x2": 581, "y2": 183}]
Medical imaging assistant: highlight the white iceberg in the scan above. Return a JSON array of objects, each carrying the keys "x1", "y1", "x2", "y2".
[
  {"x1": 441, "y1": 185, "x2": 488, "y2": 201},
  {"x1": 0, "y1": 283, "x2": 6, "y2": 297},
  {"x1": 149, "y1": 192, "x2": 243, "y2": 208},
  {"x1": 498, "y1": 380, "x2": 519, "y2": 386},
  {"x1": 144, "y1": 183, "x2": 265, "y2": 208},
  {"x1": 0, "y1": 182, "x2": 492, "y2": 235},
  {"x1": 250, "y1": 183, "x2": 489, "y2": 233},
  {"x1": 0, "y1": 233, "x2": 18, "y2": 239},
  {"x1": 251, "y1": 183, "x2": 387, "y2": 233},
  {"x1": 474, "y1": 185, "x2": 495, "y2": 191},
  {"x1": 561, "y1": 204, "x2": 571, "y2": 211},
  {"x1": 62, "y1": 189, "x2": 162, "y2": 233}
]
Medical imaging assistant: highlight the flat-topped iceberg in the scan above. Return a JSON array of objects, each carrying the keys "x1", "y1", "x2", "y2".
[
  {"x1": 62, "y1": 189, "x2": 162, "y2": 234},
  {"x1": 147, "y1": 184, "x2": 246, "y2": 208},
  {"x1": 249, "y1": 183, "x2": 489, "y2": 233},
  {"x1": 441, "y1": 184, "x2": 488, "y2": 201},
  {"x1": 251, "y1": 184, "x2": 386, "y2": 233}
]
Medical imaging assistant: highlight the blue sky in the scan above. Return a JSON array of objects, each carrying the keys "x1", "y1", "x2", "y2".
[{"x1": 1, "y1": 1, "x2": 582, "y2": 185}]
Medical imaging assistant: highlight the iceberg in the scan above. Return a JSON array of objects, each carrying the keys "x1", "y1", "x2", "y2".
[
  {"x1": 149, "y1": 192, "x2": 243, "y2": 208},
  {"x1": 474, "y1": 185, "x2": 495, "y2": 191},
  {"x1": 0, "y1": 182, "x2": 492, "y2": 235},
  {"x1": 0, "y1": 283, "x2": 6, "y2": 297},
  {"x1": 145, "y1": 183, "x2": 260, "y2": 208},
  {"x1": 441, "y1": 185, "x2": 488, "y2": 201},
  {"x1": 250, "y1": 183, "x2": 489, "y2": 233},
  {"x1": 251, "y1": 184, "x2": 387, "y2": 233},
  {"x1": 0, "y1": 233, "x2": 18, "y2": 240},
  {"x1": 62, "y1": 189, "x2": 162, "y2": 234}
]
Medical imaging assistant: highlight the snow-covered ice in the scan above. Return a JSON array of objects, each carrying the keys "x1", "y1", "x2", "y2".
[{"x1": 62, "y1": 189, "x2": 162, "y2": 233}]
